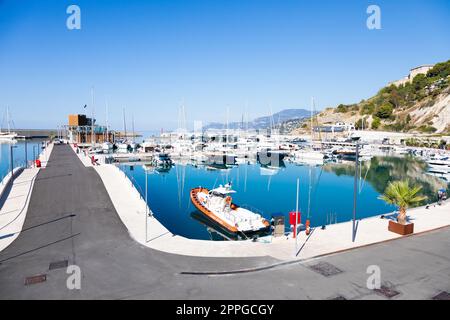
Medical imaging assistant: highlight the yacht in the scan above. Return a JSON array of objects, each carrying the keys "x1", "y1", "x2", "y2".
[
  {"x1": 152, "y1": 152, "x2": 173, "y2": 167},
  {"x1": 101, "y1": 142, "x2": 113, "y2": 154},
  {"x1": 190, "y1": 184, "x2": 270, "y2": 236},
  {"x1": 427, "y1": 157, "x2": 450, "y2": 173}
]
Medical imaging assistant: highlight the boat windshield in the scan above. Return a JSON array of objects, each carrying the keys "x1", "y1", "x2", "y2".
[{"x1": 209, "y1": 191, "x2": 226, "y2": 198}]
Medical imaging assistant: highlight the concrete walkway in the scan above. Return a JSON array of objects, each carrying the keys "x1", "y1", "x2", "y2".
[
  {"x1": 75, "y1": 146, "x2": 450, "y2": 261},
  {"x1": 0, "y1": 142, "x2": 53, "y2": 252}
]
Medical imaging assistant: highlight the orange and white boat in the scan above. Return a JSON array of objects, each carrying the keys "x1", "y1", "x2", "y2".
[{"x1": 190, "y1": 184, "x2": 270, "y2": 236}]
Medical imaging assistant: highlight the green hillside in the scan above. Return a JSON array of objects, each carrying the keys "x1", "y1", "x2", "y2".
[{"x1": 333, "y1": 60, "x2": 450, "y2": 133}]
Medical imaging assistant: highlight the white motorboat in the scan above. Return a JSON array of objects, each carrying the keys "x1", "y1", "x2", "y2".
[
  {"x1": 101, "y1": 142, "x2": 113, "y2": 153},
  {"x1": 116, "y1": 142, "x2": 129, "y2": 153},
  {"x1": 292, "y1": 149, "x2": 324, "y2": 161},
  {"x1": 427, "y1": 157, "x2": 450, "y2": 173},
  {"x1": 190, "y1": 184, "x2": 270, "y2": 236}
]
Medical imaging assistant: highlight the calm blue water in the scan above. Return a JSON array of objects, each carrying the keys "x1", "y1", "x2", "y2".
[
  {"x1": 120, "y1": 156, "x2": 448, "y2": 240},
  {"x1": 0, "y1": 140, "x2": 44, "y2": 180}
]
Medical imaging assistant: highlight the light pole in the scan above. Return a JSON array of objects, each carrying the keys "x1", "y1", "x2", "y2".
[
  {"x1": 145, "y1": 167, "x2": 148, "y2": 242},
  {"x1": 24, "y1": 139, "x2": 28, "y2": 168},
  {"x1": 33, "y1": 145, "x2": 36, "y2": 165},
  {"x1": 10, "y1": 145, "x2": 18, "y2": 175},
  {"x1": 352, "y1": 136, "x2": 360, "y2": 242},
  {"x1": 294, "y1": 178, "x2": 300, "y2": 257}
]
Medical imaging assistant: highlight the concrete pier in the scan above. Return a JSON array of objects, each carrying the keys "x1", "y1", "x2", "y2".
[{"x1": 0, "y1": 144, "x2": 449, "y2": 299}]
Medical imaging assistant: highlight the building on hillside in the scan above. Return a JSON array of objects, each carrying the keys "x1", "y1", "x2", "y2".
[
  {"x1": 66, "y1": 114, "x2": 115, "y2": 144},
  {"x1": 314, "y1": 122, "x2": 355, "y2": 133},
  {"x1": 388, "y1": 64, "x2": 435, "y2": 87}
]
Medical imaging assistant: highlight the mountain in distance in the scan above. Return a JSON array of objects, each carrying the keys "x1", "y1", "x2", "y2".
[{"x1": 203, "y1": 108, "x2": 315, "y2": 130}]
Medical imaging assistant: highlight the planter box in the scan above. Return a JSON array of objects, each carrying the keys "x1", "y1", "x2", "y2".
[{"x1": 388, "y1": 220, "x2": 414, "y2": 235}]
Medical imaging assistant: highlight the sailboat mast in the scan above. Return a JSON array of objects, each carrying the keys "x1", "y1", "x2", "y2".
[
  {"x1": 310, "y1": 97, "x2": 314, "y2": 143},
  {"x1": 132, "y1": 114, "x2": 135, "y2": 144},
  {"x1": 91, "y1": 87, "x2": 95, "y2": 145},
  {"x1": 6, "y1": 106, "x2": 10, "y2": 133},
  {"x1": 226, "y1": 106, "x2": 229, "y2": 144},
  {"x1": 123, "y1": 108, "x2": 127, "y2": 141},
  {"x1": 105, "y1": 97, "x2": 109, "y2": 142}
]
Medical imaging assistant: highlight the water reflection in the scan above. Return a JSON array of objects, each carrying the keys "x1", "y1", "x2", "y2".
[
  {"x1": 121, "y1": 155, "x2": 448, "y2": 241},
  {"x1": 323, "y1": 156, "x2": 449, "y2": 204}
]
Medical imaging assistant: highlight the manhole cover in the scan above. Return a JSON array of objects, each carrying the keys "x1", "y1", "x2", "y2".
[
  {"x1": 309, "y1": 262, "x2": 343, "y2": 277},
  {"x1": 24, "y1": 274, "x2": 47, "y2": 286},
  {"x1": 374, "y1": 285, "x2": 400, "y2": 298},
  {"x1": 432, "y1": 291, "x2": 450, "y2": 300},
  {"x1": 49, "y1": 260, "x2": 68, "y2": 270}
]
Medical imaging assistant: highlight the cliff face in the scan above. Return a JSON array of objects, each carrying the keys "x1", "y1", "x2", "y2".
[{"x1": 407, "y1": 89, "x2": 450, "y2": 133}]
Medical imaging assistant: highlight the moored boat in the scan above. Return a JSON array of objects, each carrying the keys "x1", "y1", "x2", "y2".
[{"x1": 190, "y1": 184, "x2": 270, "y2": 236}]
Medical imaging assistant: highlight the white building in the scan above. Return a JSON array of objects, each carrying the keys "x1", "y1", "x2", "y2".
[{"x1": 389, "y1": 64, "x2": 435, "y2": 87}]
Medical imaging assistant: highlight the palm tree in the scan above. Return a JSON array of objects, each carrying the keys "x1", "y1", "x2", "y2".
[{"x1": 379, "y1": 180, "x2": 427, "y2": 225}]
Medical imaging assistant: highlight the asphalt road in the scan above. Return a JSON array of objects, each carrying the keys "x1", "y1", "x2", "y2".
[{"x1": 0, "y1": 144, "x2": 449, "y2": 300}]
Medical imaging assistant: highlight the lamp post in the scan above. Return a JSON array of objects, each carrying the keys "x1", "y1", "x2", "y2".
[
  {"x1": 33, "y1": 145, "x2": 36, "y2": 165},
  {"x1": 294, "y1": 178, "x2": 300, "y2": 257},
  {"x1": 10, "y1": 145, "x2": 18, "y2": 175},
  {"x1": 145, "y1": 166, "x2": 148, "y2": 242},
  {"x1": 351, "y1": 136, "x2": 360, "y2": 242},
  {"x1": 24, "y1": 139, "x2": 28, "y2": 168}
]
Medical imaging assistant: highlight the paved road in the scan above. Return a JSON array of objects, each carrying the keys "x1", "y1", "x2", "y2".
[{"x1": 0, "y1": 144, "x2": 449, "y2": 299}]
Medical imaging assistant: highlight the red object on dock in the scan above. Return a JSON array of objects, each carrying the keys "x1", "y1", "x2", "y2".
[
  {"x1": 289, "y1": 211, "x2": 301, "y2": 225},
  {"x1": 35, "y1": 159, "x2": 41, "y2": 168},
  {"x1": 289, "y1": 211, "x2": 301, "y2": 238}
]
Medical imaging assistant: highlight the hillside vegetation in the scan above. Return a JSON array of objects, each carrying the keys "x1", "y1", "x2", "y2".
[{"x1": 293, "y1": 59, "x2": 450, "y2": 134}]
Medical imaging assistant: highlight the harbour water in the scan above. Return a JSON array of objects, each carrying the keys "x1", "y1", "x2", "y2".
[
  {"x1": 120, "y1": 156, "x2": 449, "y2": 241},
  {"x1": 0, "y1": 140, "x2": 44, "y2": 180}
]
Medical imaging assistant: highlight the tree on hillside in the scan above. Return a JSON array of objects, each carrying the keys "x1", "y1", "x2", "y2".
[
  {"x1": 372, "y1": 117, "x2": 381, "y2": 129},
  {"x1": 427, "y1": 60, "x2": 450, "y2": 79},
  {"x1": 375, "y1": 103, "x2": 394, "y2": 119}
]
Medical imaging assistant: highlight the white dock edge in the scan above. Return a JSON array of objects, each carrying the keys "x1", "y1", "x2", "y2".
[
  {"x1": 0, "y1": 142, "x2": 52, "y2": 252},
  {"x1": 74, "y1": 145, "x2": 450, "y2": 260}
]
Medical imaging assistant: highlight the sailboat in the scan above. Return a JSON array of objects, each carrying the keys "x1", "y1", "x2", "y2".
[
  {"x1": 292, "y1": 98, "x2": 324, "y2": 165},
  {"x1": 0, "y1": 107, "x2": 18, "y2": 141}
]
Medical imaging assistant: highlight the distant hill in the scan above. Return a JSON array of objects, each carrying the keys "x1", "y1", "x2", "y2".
[
  {"x1": 289, "y1": 59, "x2": 450, "y2": 135},
  {"x1": 203, "y1": 109, "x2": 314, "y2": 130}
]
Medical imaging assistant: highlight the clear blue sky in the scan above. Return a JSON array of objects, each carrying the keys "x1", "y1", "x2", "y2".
[{"x1": 0, "y1": 0, "x2": 449, "y2": 130}]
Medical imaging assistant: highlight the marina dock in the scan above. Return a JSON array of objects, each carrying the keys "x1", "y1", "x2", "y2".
[{"x1": 0, "y1": 143, "x2": 449, "y2": 299}]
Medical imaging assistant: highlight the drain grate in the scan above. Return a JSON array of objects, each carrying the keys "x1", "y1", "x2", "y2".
[
  {"x1": 309, "y1": 262, "x2": 343, "y2": 277},
  {"x1": 432, "y1": 291, "x2": 450, "y2": 300},
  {"x1": 374, "y1": 285, "x2": 400, "y2": 298},
  {"x1": 49, "y1": 260, "x2": 68, "y2": 270},
  {"x1": 24, "y1": 274, "x2": 47, "y2": 286}
]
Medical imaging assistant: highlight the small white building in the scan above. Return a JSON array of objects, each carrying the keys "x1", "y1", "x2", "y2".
[{"x1": 389, "y1": 64, "x2": 435, "y2": 87}]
